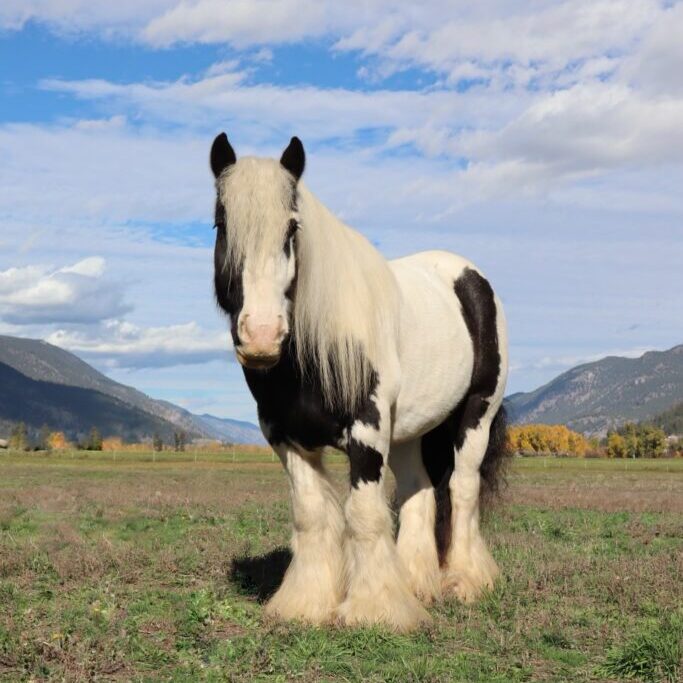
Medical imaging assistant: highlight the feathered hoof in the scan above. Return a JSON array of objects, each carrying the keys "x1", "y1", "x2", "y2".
[
  {"x1": 336, "y1": 592, "x2": 432, "y2": 632},
  {"x1": 442, "y1": 564, "x2": 498, "y2": 604},
  {"x1": 399, "y1": 550, "x2": 443, "y2": 606},
  {"x1": 405, "y1": 569, "x2": 442, "y2": 606},
  {"x1": 264, "y1": 586, "x2": 339, "y2": 626}
]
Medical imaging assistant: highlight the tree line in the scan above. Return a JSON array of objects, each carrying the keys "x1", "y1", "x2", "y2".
[
  {"x1": 6, "y1": 423, "x2": 189, "y2": 453},
  {"x1": 508, "y1": 422, "x2": 681, "y2": 458},
  {"x1": 5, "y1": 420, "x2": 681, "y2": 459}
]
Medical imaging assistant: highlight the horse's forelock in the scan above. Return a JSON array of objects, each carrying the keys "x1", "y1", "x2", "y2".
[{"x1": 218, "y1": 157, "x2": 295, "y2": 269}]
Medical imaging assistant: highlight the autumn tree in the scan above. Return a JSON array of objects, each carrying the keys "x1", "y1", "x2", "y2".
[
  {"x1": 48, "y1": 431, "x2": 70, "y2": 450},
  {"x1": 606, "y1": 432, "x2": 627, "y2": 459},
  {"x1": 9, "y1": 422, "x2": 29, "y2": 451},
  {"x1": 507, "y1": 424, "x2": 589, "y2": 456},
  {"x1": 102, "y1": 437, "x2": 124, "y2": 451}
]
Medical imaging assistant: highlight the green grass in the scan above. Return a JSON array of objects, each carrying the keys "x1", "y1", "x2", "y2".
[{"x1": 0, "y1": 452, "x2": 681, "y2": 681}]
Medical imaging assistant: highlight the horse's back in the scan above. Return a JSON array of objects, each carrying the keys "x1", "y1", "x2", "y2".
[{"x1": 388, "y1": 250, "x2": 507, "y2": 443}]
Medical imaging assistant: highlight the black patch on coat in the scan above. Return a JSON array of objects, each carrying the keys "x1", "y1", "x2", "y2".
[
  {"x1": 453, "y1": 268, "x2": 500, "y2": 403},
  {"x1": 283, "y1": 219, "x2": 298, "y2": 259},
  {"x1": 245, "y1": 343, "x2": 348, "y2": 451},
  {"x1": 244, "y1": 343, "x2": 383, "y2": 488},
  {"x1": 421, "y1": 422, "x2": 454, "y2": 566},
  {"x1": 353, "y1": 380, "x2": 380, "y2": 430},
  {"x1": 450, "y1": 267, "x2": 501, "y2": 447},
  {"x1": 213, "y1": 202, "x2": 243, "y2": 346},
  {"x1": 348, "y1": 439, "x2": 384, "y2": 487},
  {"x1": 244, "y1": 342, "x2": 375, "y2": 451},
  {"x1": 210, "y1": 132, "x2": 236, "y2": 178},
  {"x1": 419, "y1": 268, "x2": 505, "y2": 562}
]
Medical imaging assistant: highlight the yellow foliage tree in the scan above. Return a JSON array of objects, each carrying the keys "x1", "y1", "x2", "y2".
[
  {"x1": 102, "y1": 437, "x2": 125, "y2": 451},
  {"x1": 507, "y1": 424, "x2": 589, "y2": 456},
  {"x1": 606, "y1": 432, "x2": 627, "y2": 458},
  {"x1": 48, "y1": 431, "x2": 70, "y2": 450}
]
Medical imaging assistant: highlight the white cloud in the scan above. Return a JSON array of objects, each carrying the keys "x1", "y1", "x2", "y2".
[
  {"x1": 336, "y1": 1, "x2": 661, "y2": 88},
  {"x1": 0, "y1": 257, "x2": 130, "y2": 324},
  {"x1": 4, "y1": 1, "x2": 668, "y2": 95},
  {"x1": 0, "y1": 0, "x2": 172, "y2": 35},
  {"x1": 0, "y1": 121, "x2": 212, "y2": 225},
  {"x1": 40, "y1": 72, "x2": 519, "y2": 143},
  {"x1": 2, "y1": 0, "x2": 682, "y2": 415},
  {"x1": 142, "y1": 0, "x2": 352, "y2": 48},
  {"x1": 46, "y1": 319, "x2": 231, "y2": 368},
  {"x1": 620, "y1": 2, "x2": 683, "y2": 96}
]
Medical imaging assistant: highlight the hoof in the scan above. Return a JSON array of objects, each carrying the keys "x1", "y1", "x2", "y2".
[
  {"x1": 337, "y1": 593, "x2": 431, "y2": 632},
  {"x1": 442, "y1": 561, "x2": 499, "y2": 604},
  {"x1": 264, "y1": 588, "x2": 338, "y2": 625}
]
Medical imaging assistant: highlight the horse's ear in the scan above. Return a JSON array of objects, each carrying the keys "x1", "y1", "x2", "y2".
[
  {"x1": 280, "y1": 136, "x2": 305, "y2": 180},
  {"x1": 210, "y1": 132, "x2": 236, "y2": 178}
]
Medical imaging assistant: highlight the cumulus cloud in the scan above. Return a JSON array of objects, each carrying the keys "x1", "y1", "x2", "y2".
[
  {"x1": 142, "y1": 0, "x2": 354, "y2": 48},
  {"x1": 620, "y1": 1, "x2": 683, "y2": 96},
  {"x1": 40, "y1": 72, "x2": 518, "y2": 143},
  {"x1": 46, "y1": 319, "x2": 231, "y2": 368},
  {"x1": 0, "y1": 257, "x2": 130, "y2": 324},
  {"x1": 3, "y1": 1, "x2": 669, "y2": 94},
  {"x1": 2, "y1": 0, "x2": 682, "y2": 408},
  {"x1": 0, "y1": 121, "x2": 211, "y2": 225},
  {"x1": 336, "y1": 1, "x2": 661, "y2": 88},
  {"x1": 0, "y1": 0, "x2": 172, "y2": 35}
]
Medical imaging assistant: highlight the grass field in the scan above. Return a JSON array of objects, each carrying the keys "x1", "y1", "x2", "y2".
[{"x1": 0, "y1": 451, "x2": 681, "y2": 682}]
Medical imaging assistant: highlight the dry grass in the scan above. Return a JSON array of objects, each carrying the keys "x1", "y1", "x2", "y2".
[{"x1": 0, "y1": 451, "x2": 681, "y2": 682}]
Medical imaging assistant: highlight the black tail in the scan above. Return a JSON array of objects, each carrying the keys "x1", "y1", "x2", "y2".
[
  {"x1": 422, "y1": 405, "x2": 510, "y2": 566},
  {"x1": 479, "y1": 405, "x2": 511, "y2": 503}
]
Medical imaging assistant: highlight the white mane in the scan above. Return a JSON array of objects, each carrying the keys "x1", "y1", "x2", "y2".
[{"x1": 218, "y1": 157, "x2": 400, "y2": 410}]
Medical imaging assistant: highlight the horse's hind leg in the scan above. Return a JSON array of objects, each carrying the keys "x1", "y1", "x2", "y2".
[
  {"x1": 443, "y1": 396, "x2": 501, "y2": 603},
  {"x1": 390, "y1": 440, "x2": 441, "y2": 604},
  {"x1": 265, "y1": 446, "x2": 345, "y2": 624}
]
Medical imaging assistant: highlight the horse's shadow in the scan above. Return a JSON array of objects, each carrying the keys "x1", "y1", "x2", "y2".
[{"x1": 229, "y1": 547, "x2": 291, "y2": 602}]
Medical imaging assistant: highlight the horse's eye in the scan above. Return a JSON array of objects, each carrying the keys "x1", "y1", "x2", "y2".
[{"x1": 286, "y1": 219, "x2": 299, "y2": 242}]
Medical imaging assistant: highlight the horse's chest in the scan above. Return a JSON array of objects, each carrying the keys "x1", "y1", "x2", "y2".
[{"x1": 244, "y1": 366, "x2": 348, "y2": 451}]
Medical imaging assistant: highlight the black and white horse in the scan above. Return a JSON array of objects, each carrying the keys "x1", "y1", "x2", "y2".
[{"x1": 210, "y1": 134, "x2": 509, "y2": 631}]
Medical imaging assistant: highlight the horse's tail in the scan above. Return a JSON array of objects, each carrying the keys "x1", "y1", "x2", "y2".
[
  {"x1": 479, "y1": 405, "x2": 511, "y2": 504},
  {"x1": 424, "y1": 404, "x2": 510, "y2": 565}
]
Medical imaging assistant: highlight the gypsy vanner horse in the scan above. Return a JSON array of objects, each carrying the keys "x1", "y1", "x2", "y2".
[{"x1": 210, "y1": 133, "x2": 508, "y2": 631}]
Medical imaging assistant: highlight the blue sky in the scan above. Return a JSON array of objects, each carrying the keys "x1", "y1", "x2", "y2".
[{"x1": 1, "y1": 1, "x2": 681, "y2": 423}]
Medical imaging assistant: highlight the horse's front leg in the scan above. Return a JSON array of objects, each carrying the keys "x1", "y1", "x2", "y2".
[
  {"x1": 337, "y1": 402, "x2": 431, "y2": 631},
  {"x1": 265, "y1": 445, "x2": 346, "y2": 624}
]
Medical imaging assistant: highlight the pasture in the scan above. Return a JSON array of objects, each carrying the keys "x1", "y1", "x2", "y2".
[{"x1": 0, "y1": 452, "x2": 681, "y2": 682}]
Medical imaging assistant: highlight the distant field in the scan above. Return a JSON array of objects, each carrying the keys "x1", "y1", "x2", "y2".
[{"x1": 0, "y1": 451, "x2": 681, "y2": 682}]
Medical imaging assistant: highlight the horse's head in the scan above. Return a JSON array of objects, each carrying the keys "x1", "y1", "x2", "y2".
[{"x1": 210, "y1": 134, "x2": 305, "y2": 370}]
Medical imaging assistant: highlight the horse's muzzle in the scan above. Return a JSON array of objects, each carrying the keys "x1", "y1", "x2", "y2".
[{"x1": 235, "y1": 346, "x2": 281, "y2": 370}]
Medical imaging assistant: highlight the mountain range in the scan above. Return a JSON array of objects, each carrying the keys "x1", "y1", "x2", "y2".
[
  {"x1": 0, "y1": 335, "x2": 265, "y2": 444},
  {"x1": 506, "y1": 344, "x2": 683, "y2": 435},
  {"x1": 2, "y1": 334, "x2": 681, "y2": 443}
]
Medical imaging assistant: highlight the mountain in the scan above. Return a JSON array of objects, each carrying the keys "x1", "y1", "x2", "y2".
[
  {"x1": 193, "y1": 414, "x2": 265, "y2": 444},
  {"x1": 0, "y1": 335, "x2": 264, "y2": 444},
  {"x1": 651, "y1": 402, "x2": 683, "y2": 436},
  {"x1": 506, "y1": 344, "x2": 683, "y2": 435},
  {"x1": 0, "y1": 361, "x2": 178, "y2": 442}
]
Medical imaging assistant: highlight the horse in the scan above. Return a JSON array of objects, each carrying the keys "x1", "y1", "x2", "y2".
[{"x1": 210, "y1": 133, "x2": 509, "y2": 631}]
